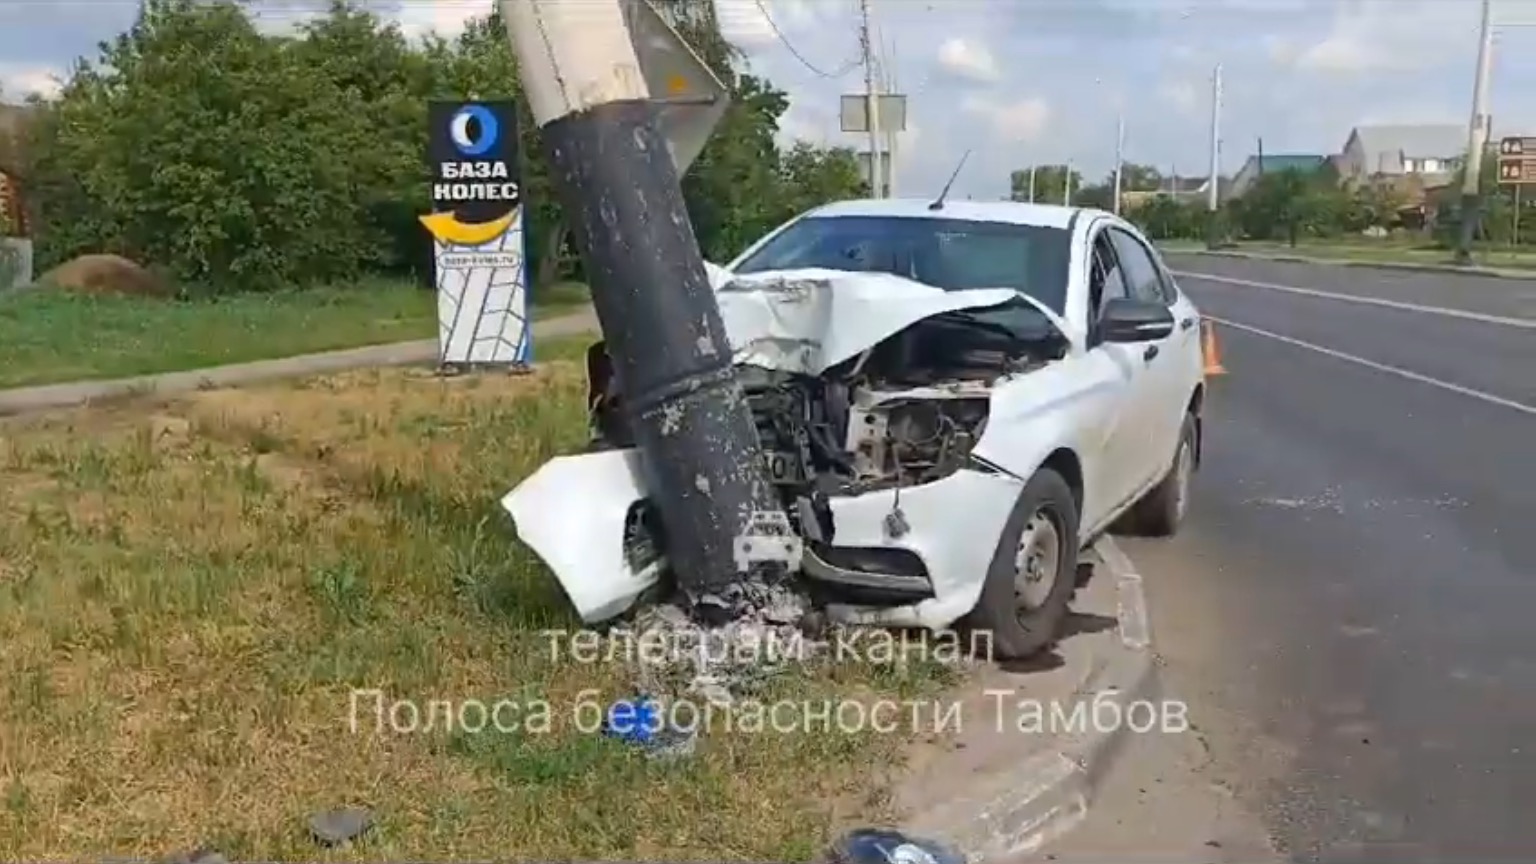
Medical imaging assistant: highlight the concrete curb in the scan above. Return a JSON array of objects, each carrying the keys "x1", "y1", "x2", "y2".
[
  {"x1": 0, "y1": 307, "x2": 598, "y2": 418},
  {"x1": 904, "y1": 536, "x2": 1159, "y2": 862},
  {"x1": 1177, "y1": 248, "x2": 1536, "y2": 281}
]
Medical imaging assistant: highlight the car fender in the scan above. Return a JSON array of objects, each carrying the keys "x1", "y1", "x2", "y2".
[{"x1": 972, "y1": 352, "x2": 1126, "y2": 530}]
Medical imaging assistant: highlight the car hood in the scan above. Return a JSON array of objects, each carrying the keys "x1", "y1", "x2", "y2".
[{"x1": 704, "y1": 266, "x2": 1068, "y2": 376}]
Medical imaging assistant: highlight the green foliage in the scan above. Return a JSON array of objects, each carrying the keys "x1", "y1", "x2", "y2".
[
  {"x1": 17, "y1": 0, "x2": 864, "y2": 295},
  {"x1": 1009, "y1": 165, "x2": 1082, "y2": 205}
]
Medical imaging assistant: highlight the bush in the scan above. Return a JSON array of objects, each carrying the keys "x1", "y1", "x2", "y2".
[{"x1": 21, "y1": 0, "x2": 867, "y2": 296}]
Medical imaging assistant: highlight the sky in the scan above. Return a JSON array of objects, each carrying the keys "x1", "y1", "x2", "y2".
[{"x1": 5, "y1": 0, "x2": 1536, "y2": 200}]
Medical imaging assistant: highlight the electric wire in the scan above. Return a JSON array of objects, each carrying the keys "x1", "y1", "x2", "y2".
[{"x1": 750, "y1": 0, "x2": 861, "y2": 79}]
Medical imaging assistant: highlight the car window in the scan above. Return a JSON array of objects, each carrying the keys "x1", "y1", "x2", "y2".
[
  {"x1": 1089, "y1": 231, "x2": 1127, "y2": 321},
  {"x1": 1108, "y1": 228, "x2": 1168, "y2": 305},
  {"x1": 732, "y1": 214, "x2": 1074, "y2": 313}
]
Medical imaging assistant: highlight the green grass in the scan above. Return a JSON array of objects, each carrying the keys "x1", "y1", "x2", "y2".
[
  {"x1": 1175, "y1": 238, "x2": 1536, "y2": 271},
  {"x1": 0, "y1": 347, "x2": 957, "y2": 859},
  {"x1": 0, "y1": 277, "x2": 592, "y2": 389}
]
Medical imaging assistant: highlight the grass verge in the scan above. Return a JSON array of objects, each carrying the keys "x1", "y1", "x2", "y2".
[
  {"x1": 1178, "y1": 240, "x2": 1536, "y2": 271},
  {"x1": 0, "y1": 278, "x2": 591, "y2": 390},
  {"x1": 0, "y1": 333, "x2": 956, "y2": 860}
]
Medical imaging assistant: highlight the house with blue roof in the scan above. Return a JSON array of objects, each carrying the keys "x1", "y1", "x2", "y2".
[{"x1": 1225, "y1": 153, "x2": 1331, "y2": 201}]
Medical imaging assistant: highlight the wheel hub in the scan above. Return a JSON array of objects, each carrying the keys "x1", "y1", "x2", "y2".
[{"x1": 1013, "y1": 509, "x2": 1061, "y2": 612}]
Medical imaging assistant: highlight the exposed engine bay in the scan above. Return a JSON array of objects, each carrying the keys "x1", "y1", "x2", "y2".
[{"x1": 586, "y1": 304, "x2": 1067, "y2": 517}]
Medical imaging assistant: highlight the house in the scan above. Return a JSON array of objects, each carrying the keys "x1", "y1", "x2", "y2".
[
  {"x1": 1122, "y1": 174, "x2": 1229, "y2": 209},
  {"x1": 1336, "y1": 124, "x2": 1465, "y2": 186},
  {"x1": 1225, "y1": 153, "x2": 1330, "y2": 200}
]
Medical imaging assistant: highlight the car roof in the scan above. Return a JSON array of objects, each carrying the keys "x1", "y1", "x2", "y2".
[{"x1": 803, "y1": 198, "x2": 1092, "y2": 230}]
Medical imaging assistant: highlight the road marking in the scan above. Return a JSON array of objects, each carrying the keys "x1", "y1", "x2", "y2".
[
  {"x1": 1173, "y1": 270, "x2": 1536, "y2": 329},
  {"x1": 1211, "y1": 316, "x2": 1536, "y2": 417}
]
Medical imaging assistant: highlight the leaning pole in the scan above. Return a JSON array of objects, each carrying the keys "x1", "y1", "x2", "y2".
[{"x1": 497, "y1": 0, "x2": 788, "y2": 618}]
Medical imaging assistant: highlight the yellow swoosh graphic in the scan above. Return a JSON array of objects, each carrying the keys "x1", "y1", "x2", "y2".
[{"x1": 419, "y1": 210, "x2": 517, "y2": 246}]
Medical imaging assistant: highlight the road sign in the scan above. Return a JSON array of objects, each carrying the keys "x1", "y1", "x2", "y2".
[
  {"x1": 1496, "y1": 137, "x2": 1536, "y2": 183},
  {"x1": 840, "y1": 94, "x2": 908, "y2": 133},
  {"x1": 1499, "y1": 136, "x2": 1536, "y2": 156},
  {"x1": 1498, "y1": 158, "x2": 1536, "y2": 183},
  {"x1": 623, "y1": 0, "x2": 729, "y2": 176}
]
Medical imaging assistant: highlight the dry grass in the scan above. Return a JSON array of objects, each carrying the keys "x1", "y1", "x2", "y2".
[{"x1": 0, "y1": 335, "x2": 956, "y2": 861}]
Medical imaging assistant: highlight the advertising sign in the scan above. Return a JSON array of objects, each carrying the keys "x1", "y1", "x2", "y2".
[{"x1": 421, "y1": 100, "x2": 530, "y2": 367}]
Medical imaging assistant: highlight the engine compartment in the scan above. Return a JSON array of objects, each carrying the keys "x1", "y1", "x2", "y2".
[{"x1": 587, "y1": 306, "x2": 1066, "y2": 500}]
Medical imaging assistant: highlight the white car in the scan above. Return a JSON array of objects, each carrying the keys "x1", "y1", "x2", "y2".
[{"x1": 504, "y1": 198, "x2": 1206, "y2": 658}]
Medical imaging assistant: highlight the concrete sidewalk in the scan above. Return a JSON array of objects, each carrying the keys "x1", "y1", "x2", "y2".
[{"x1": 0, "y1": 306, "x2": 599, "y2": 417}]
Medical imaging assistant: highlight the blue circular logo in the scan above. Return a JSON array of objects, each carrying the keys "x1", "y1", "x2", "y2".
[{"x1": 449, "y1": 104, "x2": 498, "y2": 157}]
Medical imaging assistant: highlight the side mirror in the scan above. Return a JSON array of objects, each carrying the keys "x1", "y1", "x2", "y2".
[{"x1": 1100, "y1": 297, "x2": 1175, "y2": 342}]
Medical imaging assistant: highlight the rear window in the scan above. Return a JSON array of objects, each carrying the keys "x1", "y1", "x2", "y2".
[{"x1": 732, "y1": 214, "x2": 1073, "y2": 312}]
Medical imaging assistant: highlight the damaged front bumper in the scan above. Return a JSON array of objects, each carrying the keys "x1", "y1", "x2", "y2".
[{"x1": 502, "y1": 448, "x2": 1025, "y2": 630}]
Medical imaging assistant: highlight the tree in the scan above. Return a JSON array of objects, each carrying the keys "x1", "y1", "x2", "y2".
[
  {"x1": 21, "y1": 0, "x2": 863, "y2": 291},
  {"x1": 1119, "y1": 163, "x2": 1162, "y2": 193},
  {"x1": 1009, "y1": 165, "x2": 1082, "y2": 205},
  {"x1": 1129, "y1": 194, "x2": 1204, "y2": 240}
]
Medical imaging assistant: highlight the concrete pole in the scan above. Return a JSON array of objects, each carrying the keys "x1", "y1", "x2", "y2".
[
  {"x1": 860, "y1": 0, "x2": 883, "y2": 198},
  {"x1": 1113, "y1": 114, "x2": 1125, "y2": 215},
  {"x1": 1063, "y1": 161, "x2": 1073, "y2": 206},
  {"x1": 1206, "y1": 63, "x2": 1222, "y2": 247},
  {"x1": 1028, "y1": 165, "x2": 1036, "y2": 203},
  {"x1": 1456, "y1": 0, "x2": 1495, "y2": 265},
  {"x1": 499, "y1": 0, "x2": 785, "y2": 615}
]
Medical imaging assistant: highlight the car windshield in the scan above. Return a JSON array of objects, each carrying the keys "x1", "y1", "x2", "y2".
[{"x1": 731, "y1": 214, "x2": 1073, "y2": 313}]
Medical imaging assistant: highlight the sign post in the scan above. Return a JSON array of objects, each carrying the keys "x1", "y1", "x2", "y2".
[{"x1": 421, "y1": 100, "x2": 529, "y2": 371}]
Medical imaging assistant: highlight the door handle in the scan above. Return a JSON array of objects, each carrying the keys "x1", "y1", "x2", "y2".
[
  {"x1": 1143, "y1": 344, "x2": 1159, "y2": 362},
  {"x1": 1180, "y1": 317, "x2": 1196, "y2": 331}
]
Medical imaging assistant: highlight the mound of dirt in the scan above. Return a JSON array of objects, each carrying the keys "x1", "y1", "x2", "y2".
[{"x1": 41, "y1": 254, "x2": 174, "y2": 298}]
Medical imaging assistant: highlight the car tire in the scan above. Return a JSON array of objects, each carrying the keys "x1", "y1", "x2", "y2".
[
  {"x1": 1127, "y1": 412, "x2": 1197, "y2": 537},
  {"x1": 969, "y1": 468, "x2": 1080, "y2": 661}
]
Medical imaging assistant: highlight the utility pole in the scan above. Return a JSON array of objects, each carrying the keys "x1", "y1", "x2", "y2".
[
  {"x1": 859, "y1": 0, "x2": 883, "y2": 198},
  {"x1": 1456, "y1": 0, "x2": 1495, "y2": 265},
  {"x1": 1113, "y1": 114, "x2": 1125, "y2": 215},
  {"x1": 1063, "y1": 161, "x2": 1073, "y2": 206},
  {"x1": 1206, "y1": 62, "x2": 1222, "y2": 248},
  {"x1": 499, "y1": 0, "x2": 785, "y2": 617},
  {"x1": 1028, "y1": 165, "x2": 1036, "y2": 202}
]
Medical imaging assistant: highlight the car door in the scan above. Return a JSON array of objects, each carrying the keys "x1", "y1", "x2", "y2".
[
  {"x1": 1080, "y1": 224, "x2": 1155, "y2": 525},
  {"x1": 1106, "y1": 226, "x2": 1188, "y2": 482}
]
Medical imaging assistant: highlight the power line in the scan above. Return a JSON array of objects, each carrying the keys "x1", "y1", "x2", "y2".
[{"x1": 750, "y1": 0, "x2": 859, "y2": 78}]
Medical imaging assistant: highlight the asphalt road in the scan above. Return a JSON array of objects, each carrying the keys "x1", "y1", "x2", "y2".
[{"x1": 1119, "y1": 255, "x2": 1536, "y2": 862}]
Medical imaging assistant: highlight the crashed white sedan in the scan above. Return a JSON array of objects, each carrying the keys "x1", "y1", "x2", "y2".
[{"x1": 504, "y1": 198, "x2": 1207, "y2": 658}]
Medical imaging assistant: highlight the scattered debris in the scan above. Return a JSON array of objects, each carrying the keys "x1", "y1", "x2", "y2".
[
  {"x1": 308, "y1": 807, "x2": 374, "y2": 846},
  {"x1": 629, "y1": 579, "x2": 825, "y2": 707},
  {"x1": 824, "y1": 828, "x2": 966, "y2": 864},
  {"x1": 602, "y1": 696, "x2": 699, "y2": 760}
]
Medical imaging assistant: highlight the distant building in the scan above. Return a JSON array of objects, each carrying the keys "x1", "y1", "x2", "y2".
[
  {"x1": 1225, "y1": 154, "x2": 1330, "y2": 200},
  {"x1": 1336, "y1": 124, "x2": 1466, "y2": 186}
]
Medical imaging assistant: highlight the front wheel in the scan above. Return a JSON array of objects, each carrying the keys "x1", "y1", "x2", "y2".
[{"x1": 969, "y1": 468, "x2": 1080, "y2": 660}]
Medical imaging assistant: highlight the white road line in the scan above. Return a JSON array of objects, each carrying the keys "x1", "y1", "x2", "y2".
[
  {"x1": 1172, "y1": 270, "x2": 1536, "y2": 329},
  {"x1": 1211, "y1": 315, "x2": 1536, "y2": 417}
]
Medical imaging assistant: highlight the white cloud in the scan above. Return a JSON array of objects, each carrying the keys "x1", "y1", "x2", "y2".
[
  {"x1": 962, "y1": 95, "x2": 1051, "y2": 143},
  {"x1": 1158, "y1": 79, "x2": 1200, "y2": 117},
  {"x1": 716, "y1": 0, "x2": 820, "y2": 49},
  {"x1": 935, "y1": 37, "x2": 999, "y2": 84},
  {"x1": 0, "y1": 64, "x2": 62, "y2": 101},
  {"x1": 1291, "y1": 0, "x2": 1478, "y2": 75},
  {"x1": 393, "y1": 0, "x2": 489, "y2": 41}
]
